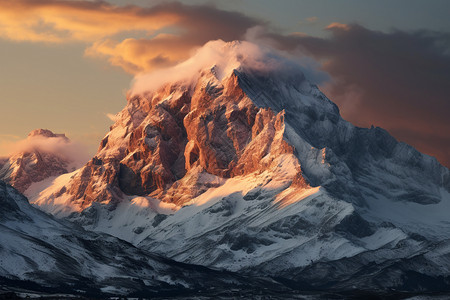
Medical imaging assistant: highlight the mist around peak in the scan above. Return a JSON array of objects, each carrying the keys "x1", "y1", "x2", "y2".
[
  {"x1": 2, "y1": 129, "x2": 90, "y2": 169},
  {"x1": 130, "y1": 39, "x2": 329, "y2": 96}
]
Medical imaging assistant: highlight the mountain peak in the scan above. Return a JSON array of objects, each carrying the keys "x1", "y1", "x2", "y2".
[
  {"x1": 131, "y1": 40, "x2": 312, "y2": 96},
  {"x1": 0, "y1": 129, "x2": 80, "y2": 193},
  {"x1": 27, "y1": 128, "x2": 68, "y2": 140}
]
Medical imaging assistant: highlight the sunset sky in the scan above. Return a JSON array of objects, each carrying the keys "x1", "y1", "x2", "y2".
[{"x1": 0, "y1": 0, "x2": 449, "y2": 167}]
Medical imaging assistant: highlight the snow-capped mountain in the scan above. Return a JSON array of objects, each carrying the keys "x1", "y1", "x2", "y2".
[
  {"x1": 27, "y1": 41, "x2": 450, "y2": 292},
  {"x1": 0, "y1": 129, "x2": 78, "y2": 193},
  {"x1": 0, "y1": 180, "x2": 283, "y2": 296}
]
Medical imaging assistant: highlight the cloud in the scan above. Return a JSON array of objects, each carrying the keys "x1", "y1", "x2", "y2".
[
  {"x1": 130, "y1": 40, "x2": 270, "y2": 95},
  {"x1": 306, "y1": 17, "x2": 318, "y2": 23},
  {"x1": 84, "y1": 34, "x2": 199, "y2": 74},
  {"x1": 130, "y1": 39, "x2": 329, "y2": 96},
  {"x1": 105, "y1": 113, "x2": 118, "y2": 122},
  {"x1": 325, "y1": 22, "x2": 350, "y2": 31},
  {"x1": 84, "y1": 2, "x2": 262, "y2": 74},
  {"x1": 298, "y1": 16, "x2": 318, "y2": 25},
  {"x1": 0, "y1": 0, "x2": 262, "y2": 74},
  {"x1": 2, "y1": 130, "x2": 90, "y2": 168},
  {"x1": 250, "y1": 23, "x2": 450, "y2": 166},
  {"x1": 0, "y1": 0, "x2": 180, "y2": 43}
]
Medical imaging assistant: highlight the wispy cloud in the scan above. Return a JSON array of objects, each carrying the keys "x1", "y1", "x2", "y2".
[
  {"x1": 1, "y1": 130, "x2": 90, "y2": 168},
  {"x1": 131, "y1": 40, "x2": 329, "y2": 95},
  {"x1": 298, "y1": 16, "x2": 319, "y2": 25},
  {"x1": 105, "y1": 113, "x2": 118, "y2": 122}
]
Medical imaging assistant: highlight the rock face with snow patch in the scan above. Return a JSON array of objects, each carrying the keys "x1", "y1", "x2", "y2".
[
  {"x1": 30, "y1": 44, "x2": 310, "y2": 213},
  {"x1": 0, "y1": 129, "x2": 73, "y2": 193},
  {"x1": 29, "y1": 41, "x2": 450, "y2": 292}
]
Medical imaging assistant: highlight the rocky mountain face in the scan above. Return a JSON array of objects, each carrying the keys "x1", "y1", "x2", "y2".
[
  {"x1": 0, "y1": 129, "x2": 73, "y2": 193},
  {"x1": 30, "y1": 68, "x2": 304, "y2": 214},
  {"x1": 0, "y1": 180, "x2": 285, "y2": 296},
  {"x1": 27, "y1": 41, "x2": 450, "y2": 292}
]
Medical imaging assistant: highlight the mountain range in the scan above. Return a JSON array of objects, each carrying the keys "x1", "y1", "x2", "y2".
[{"x1": 1, "y1": 40, "x2": 449, "y2": 297}]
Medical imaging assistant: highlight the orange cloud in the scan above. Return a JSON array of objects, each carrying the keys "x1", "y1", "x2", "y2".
[
  {"x1": 0, "y1": 1, "x2": 261, "y2": 74},
  {"x1": 84, "y1": 3, "x2": 262, "y2": 74},
  {"x1": 325, "y1": 22, "x2": 350, "y2": 31},
  {"x1": 85, "y1": 34, "x2": 197, "y2": 74},
  {"x1": 0, "y1": 0, "x2": 180, "y2": 43}
]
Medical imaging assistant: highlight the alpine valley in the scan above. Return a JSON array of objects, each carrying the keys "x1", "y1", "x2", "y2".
[{"x1": 1, "y1": 40, "x2": 449, "y2": 297}]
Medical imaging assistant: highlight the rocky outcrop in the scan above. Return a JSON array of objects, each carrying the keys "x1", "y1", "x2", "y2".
[{"x1": 0, "y1": 129, "x2": 72, "y2": 193}]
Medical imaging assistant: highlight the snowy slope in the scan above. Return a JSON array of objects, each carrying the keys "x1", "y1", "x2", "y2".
[
  {"x1": 0, "y1": 180, "x2": 282, "y2": 296},
  {"x1": 28, "y1": 40, "x2": 450, "y2": 292}
]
